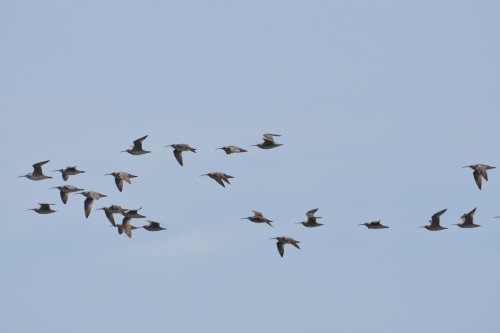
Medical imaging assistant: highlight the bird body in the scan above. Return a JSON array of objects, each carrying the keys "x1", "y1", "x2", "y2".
[
  {"x1": 297, "y1": 208, "x2": 324, "y2": 227},
  {"x1": 463, "y1": 164, "x2": 495, "y2": 190},
  {"x1": 105, "y1": 172, "x2": 137, "y2": 192},
  {"x1": 251, "y1": 134, "x2": 283, "y2": 149},
  {"x1": 53, "y1": 166, "x2": 85, "y2": 181},
  {"x1": 51, "y1": 185, "x2": 84, "y2": 204},
  {"x1": 241, "y1": 210, "x2": 273, "y2": 227},
  {"x1": 165, "y1": 144, "x2": 196, "y2": 166},
  {"x1": 18, "y1": 160, "x2": 52, "y2": 180},
  {"x1": 454, "y1": 208, "x2": 480, "y2": 228},
  {"x1": 28, "y1": 203, "x2": 56, "y2": 214},
  {"x1": 200, "y1": 172, "x2": 234, "y2": 187},
  {"x1": 270, "y1": 236, "x2": 300, "y2": 257},
  {"x1": 420, "y1": 208, "x2": 447, "y2": 231},
  {"x1": 122, "y1": 135, "x2": 150, "y2": 155},
  {"x1": 359, "y1": 220, "x2": 389, "y2": 229},
  {"x1": 216, "y1": 146, "x2": 247, "y2": 154}
]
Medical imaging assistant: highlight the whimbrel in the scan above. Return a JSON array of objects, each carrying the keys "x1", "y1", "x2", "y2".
[
  {"x1": 27, "y1": 203, "x2": 56, "y2": 214},
  {"x1": 420, "y1": 208, "x2": 447, "y2": 231},
  {"x1": 115, "y1": 217, "x2": 138, "y2": 238},
  {"x1": 120, "y1": 207, "x2": 146, "y2": 219},
  {"x1": 359, "y1": 220, "x2": 389, "y2": 229},
  {"x1": 97, "y1": 205, "x2": 127, "y2": 226},
  {"x1": 270, "y1": 236, "x2": 300, "y2": 257},
  {"x1": 251, "y1": 134, "x2": 283, "y2": 149},
  {"x1": 52, "y1": 166, "x2": 85, "y2": 181},
  {"x1": 296, "y1": 208, "x2": 324, "y2": 227},
  {"x1": 241, "y1": 211, "x2": 273, "y2": 227},
  {"x1": 200, "y1": 172, "x2": 234, "y2": 187},
  {"x1": 453, "y1": 208, "x2": 480, "y2": 228},
  {"x1": 105, "y1": 172, "x2": 137, "y2": 192},
  {"x1": 121, "y1": 135, "x2": 151, "y2": 155},
  {"x1": 140, "y1": 220, "x2": 167, "y2": 231},
  {"x1": 165, "y1": 144, "x2": 196, "y2": 166},
  {"x1": 51, "y1": 185, "x2": 84, "y2": 204},
  {"x1": 216, "y1": 146, "x2": 247, "y2": 154},
  {"x1": 78, "y1": 191, "x2": 107, "y2": 218},
  {"x1": 18, "y1": 160, "x2": 52, "y2": 181},
  {"x1": 463, "y1": 164, "x2": 496, "y2": 190}
]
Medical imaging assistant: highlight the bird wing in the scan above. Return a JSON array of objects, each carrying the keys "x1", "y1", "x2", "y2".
[
  {"x1": 252, "y1": 210, "x2": 263, "y2": 217},
  {"x1": 431, "y1": 209, "x2": 447, "y2": 226},
  {"x1": 33, "y1": 160, "x2": 49, "y2": 176},
  {"x1": 306, "y1": 208, "x2": 318, "y2": 218},
  {"x1": 84, "y1": 198, "x2": 94, "y2": 218},
  {"x1": 122, "y1": 217, "x2": 132, "y2": 238},
  {"x1": 62, "y1": 174, "x2": 69, "y2": 181},
  {"x1": 213, "y1": 176, "x2": 225, "y2": 187},
  {"x1": 121, "y1": 173, "x2": 132, "y2": 184},
  {"x1": 277, "y1": 242, "x2": 285, "y2": 257},
  {"x1": 173, "y1": 150, "x2": 183, "y2": 166},
  {"x1": 61, "y1": 191, "x2": 68, "y2": 204},
  {"x1": 473, "y1": 170, "x2": 482, "y2": 189},
  {"x1": 105, "y1": 211, "x2": 116, "y2": 226},
  {"x1": 115, "y1": 178, "x2": 123, "y2": 192},
  {"x1": 289, "y1": 240, "x2": 301, "y2": 249},
  {"x1": 133, "y1": 135, "x2": 148, "y2": 149}
]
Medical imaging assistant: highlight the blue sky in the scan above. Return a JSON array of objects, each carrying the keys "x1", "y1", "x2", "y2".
[{"x1": 2, "y1": 1, "x2": 500, "y2": 332}]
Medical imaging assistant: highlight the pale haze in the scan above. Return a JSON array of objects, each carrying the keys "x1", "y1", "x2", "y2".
[{"x1": 2, "y1": 1, "x2": 500, "y2": 332}]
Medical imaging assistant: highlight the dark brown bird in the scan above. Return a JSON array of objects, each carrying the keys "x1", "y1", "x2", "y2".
[
  {"x1": 18, "y1": 160, "x2": 52, "y2": 181},
  {"x1": 358, "y1": 220, "x2": 389, "y2": 229},
  {"x1": 420, "y1": 208, "x2": 447, "y2": 231},
  {"x1": 121, "y1": 135, "x2": 151, "y2": 155},
  {"x1": 97, "y1": 205, "x2": 128, "y2": 226},
  {"x1": 241, "y1": 210, "x2": 273, "y2": 227},
  {"x1": 251, "y1": 134, "x2": 283, "y2": 149},
  {"x1": 453, "y1": 208, "x2": 480, "y2": 228},
  {"x1": 216, "y1": 146, "x2": 247, "y2": 154},
  {"x1": 165, "y1": 144, "x2": 196, "y2": 166},
  {"x1": 140, "y1": 220, "x2": 167, "y2": 231},
  {"x1": 51, "y1": 185, "x2": 84, "y2": 204},
  {"x1": 200, "y1": 172, "x2": 234, "y2": 187},
  {"x1": 463, "y1": 164, "x2": 495, "y2": 190},
  {"x1": 27, "y1": 203, "x2": 56, "y2": 214},
  {"x1": 296, "y1": 208, "x2": 324, "y2": 227},
  {"x1": 52, "y1": 166, "x2": 85, "y2": 181},
  {"x1": 105, "y1": 172, "x2": 137, "y2": 192},
  {"x1": 270, "y1": 236, "x2": 300, "y2": 257},
  {"x1": 78, "y1": 191, "x2": 107, "y2": 218}
]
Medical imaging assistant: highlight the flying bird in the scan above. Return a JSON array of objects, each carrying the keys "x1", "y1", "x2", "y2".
[
  {"x1": 270, "y1": 236, "x2": 300, "y2": 257},
  {"x1": 115, "y1": 217, "x2": 138, "y2": 238},
  {"x1": 358, "y1": 220, "x2": 389, "y2": 229},
  {"x1": 51, "y1": 185, "x2": 84, "y2": 204},
  {"x1": 251, "y1": 134, "x2": 283, "y2": 149},
  {"x1": 296, "y1": 208, "x2": 324, "y2": 227},
  {"x1": 463, "y1": 164, "x2": 495, "y2": 190},
  {"x1": 165, "y1": 144, "x2": 196, "y2": 166},
  {"x1": 200, "y1": 172, "x2": 234, "y2": 187},
  {"x1": 78, "y1": 191, "x2": 107, "y2": 218},
  {"x1": 140, "y1": 220, "x2": 167, "y2": 231},
  {"x1": 121, "y1": 135, "x2": 151, "y2": 155},
  {"x1": 27, "y1": 203, "x2": 56, "y2": 214},
  {"x1": 120, "y1": 207, "x2": 146, "y2": 219},
  {"x1": 52, "y1": 166, "x2": 85, "y2": 181},
  {"x1": 453, "y1": 208, "x2": 480, "y2": 228},
  {"x1": 216, "y1": 146, "x2": 247, "y2": 154},
  {"x1": 96, "y1": 205, "x2": 128, "y2": 226},
  {"x1": 241, "y1": 210, "x2": 273, "y2": 227},
  {"x1": 18, "y1": 160, "x2": 52, "y2": 181},
  {"x1": 420, "y1": 208, "x2": 447, "y2": 231},
  {"x1": 105, "y1": 172, "x2": 137, "y2": 192}
]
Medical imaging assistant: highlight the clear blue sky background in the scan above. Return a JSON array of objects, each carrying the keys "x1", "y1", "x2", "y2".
[{"x1": 2, "y1": 1, "x2": 500, "y2": 332}]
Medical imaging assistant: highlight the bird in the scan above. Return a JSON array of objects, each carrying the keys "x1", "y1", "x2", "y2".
[
  {"x1": 121, "y1": 135, "x2": 150, "y2": 155},
  {"x1": 463, "y1": 164, "x2": 496, "y2": 190},
  {"x1": 270, "y1": 236, "x2": 300, "y2": 257},
  {"x1": 251, "y1": 134, "x2": 283, "y2": 149},
  {"x1": 78, "y1": 191, "x2": 107, "y2": 218},
  {"x1": 52, "y1": 166, "x2": 85, "y2": 181},
  {"x1": 358, "y1": 220, "x2": 389, "y2": 229},
  {"x1": 27, "y1": 203, "x2": 56, "y2": 214},
  {"x1": 140, "y1": 220, "x2": 167, "y2": 231},
  {"x1": 120, "y1": 207, "x2": 146, "y2": 219},
  {"x1": 200, "y1": 172, "x2": 234, "y2": 187},
  {"x1": 51, "y1": 185, "x2": 84, "y2": 204},
  {"x1": 115, "y1": 217, "x2": 138, "y2": 238},
  {"x1": 296, "y1": 208, "x2": 324, "y2": 227},
  {"x1": 18, "y1": 160, "x2": 52, "y2": 181},
  {"x1": 420, "y1": 208, "x2": 448, "y2": 231},
  {"x1": 165, "y1": 144, "x2": 196, "y2": 166},
  {"x1": 96, "y1": 204, "x2": 127, "y2": 226},
  {"x1": 216, "y1": 146, "x2": 247, "y2": 154},
  {"x1": 241, "y1": 211, "x2": 273, "y2": 227},
  {"x1": 105, "y1": 172, "x2": 137, "y2": 192},
  {"x1": 453, "y1": 208, "x2": 480, "y2": 228}
]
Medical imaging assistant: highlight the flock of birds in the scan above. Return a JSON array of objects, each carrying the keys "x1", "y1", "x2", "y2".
[{"x1": 18, "y1": 134, "x2": 498, "y2": 257}]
